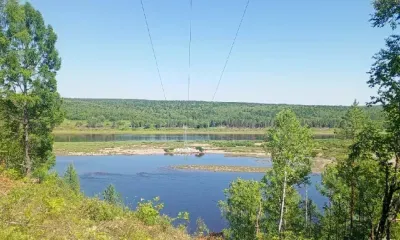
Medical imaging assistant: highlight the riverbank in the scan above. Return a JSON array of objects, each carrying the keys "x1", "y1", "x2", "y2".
[
  {"x1": 53, "y1": 123, "x2": 334, "y2": 136},
  {"x1": 54, "y1": 139, "x2": 346, "y2": 172},
  {"x1": 53, "y1": 141, "x2": 267, "y2": 157}
]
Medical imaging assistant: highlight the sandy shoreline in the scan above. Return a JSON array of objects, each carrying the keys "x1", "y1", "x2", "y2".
[
  {"x1": 56, "y1": 147, "x2": 331, "y2": 173},
  {"x1": 56, "y1": 147, "x2": 269, "y2": 158}
]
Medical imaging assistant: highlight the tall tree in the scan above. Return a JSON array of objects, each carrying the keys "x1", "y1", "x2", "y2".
[
  {"x1": 0, "y1": 0, "x2": 63, "y2": 175},
  {"x1": 266, "y1": 109, "x2": 313, "y2": 235},
  {"x1": 219, "y1": 178, "x2": 263, "y2": 240},
  {"x1": 368, "y1": 0, "x2": 400, "y2": 238},
  {"x1": 335, "y1": 99, "x2": 367, "y2": 140}
]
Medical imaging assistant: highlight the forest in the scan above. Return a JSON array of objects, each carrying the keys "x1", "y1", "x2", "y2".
[{"x1": 62, "y1": 98, "x2": 384, "y2": 129}]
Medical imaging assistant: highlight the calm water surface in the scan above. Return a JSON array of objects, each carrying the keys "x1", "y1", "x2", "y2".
[
  {"x1": 54, "y1": 154, "x2": 326, "y2": 233},
  {"x1": 54, "y1": 133, "x2": 333, "y2": 142}
]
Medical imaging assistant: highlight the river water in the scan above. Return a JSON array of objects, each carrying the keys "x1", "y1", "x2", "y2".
[
  {"x1": 54, "y1": 133, "x2": 334, "y2": 142},
  {"x1": 54, "y1": 154, "x2": 326, "y2": 233}
]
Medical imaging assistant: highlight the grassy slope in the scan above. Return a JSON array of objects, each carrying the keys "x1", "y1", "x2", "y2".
[{"x1": 0, "y1": 172, "x2": 221, "y2": 240}]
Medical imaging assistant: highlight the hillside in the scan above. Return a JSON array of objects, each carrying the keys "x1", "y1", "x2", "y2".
[
  {"x1": 62, "y1": 98, "x2": 383, "y2": 129},
  {"x1": 0, "y1": 171, "x2": 218, "y2": 240}
]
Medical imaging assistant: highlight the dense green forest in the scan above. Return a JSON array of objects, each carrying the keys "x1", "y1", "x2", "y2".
[{"x1": 62, "y1": 98, "x2": 383, "y2": 129}]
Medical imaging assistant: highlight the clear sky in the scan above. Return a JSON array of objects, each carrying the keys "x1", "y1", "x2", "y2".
[{"x1": 29, "y1": 0, "x2": 392, "y2": 105}]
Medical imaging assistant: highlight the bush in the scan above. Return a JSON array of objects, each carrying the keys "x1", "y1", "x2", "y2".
[
  {"x1": 195, "y1": 146, "x2": 204, "y2": 152},
  {"x1": 136, "y1": 197, "x2": 164, "y2": 225},
  {"x1": 0, "y1": 176, "x2": 190, "y2": 239},
  {"x1": 3, "y1": 168, "x2": 22, "y2": 180},
  {"x1": 164, "y1": 148, "x2": 175, "y2": 153},
  {"x1": 195, "y1": 217, "x2": 209, "y2": 237},
  {"x1": 63, "y1": 164, "x2": 80, "y2": 194},
  {"x1": 102, "y1": 184, "x2": 122, "y2": 206}
]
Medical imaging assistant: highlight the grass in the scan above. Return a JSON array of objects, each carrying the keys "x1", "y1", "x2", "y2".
[
  {"x1": 313, "y1": 138, "x2": 352, "y2": 161},
  {"x1": 172, "y1": 165, "x2": 270, "y2": 173},
  {"x1": 54, "y1": 120, "x2": 335, "y2": 135},
  {"x1": 0, "y1": 176, "x2": 190, "y2": 239},
  {"x1": 0, "y1": 171, "x2": 223, "y2": 240}
]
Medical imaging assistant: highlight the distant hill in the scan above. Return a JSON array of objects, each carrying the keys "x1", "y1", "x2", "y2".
[{"x1": 62, "y1": 98, "x2": 383, "y2": 129}]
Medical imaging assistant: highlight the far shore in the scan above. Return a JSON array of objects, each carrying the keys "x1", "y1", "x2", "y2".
[
  {"x1": 54, "y1": 147, "x2": 268, "y2": 158},
  {"x1": 52, "y1": 127, "x2": 334, "y2": 136}
]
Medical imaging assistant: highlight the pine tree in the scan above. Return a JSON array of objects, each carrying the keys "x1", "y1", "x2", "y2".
[
  {"x1": 63, "y1": 164, "x2": 80, "y2": 194},
  {"x1": 102, "y1": 184, "x2": 122, "y2": 206}
]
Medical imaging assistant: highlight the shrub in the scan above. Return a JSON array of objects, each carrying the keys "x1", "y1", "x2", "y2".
[
  {"x1": 102, "y1": 184, "x2": 122, "y2": 206},
  {"x1": 164, "y1": 148, "x2": 175, "y2": 153},
  {"x1": 195, "y1": 217, "x2": 209, "y2": 237},
  {"x1": 136, "y1": 197, "x2": 164, "y2": 225},
  {"x1": 63, "y1": 164, "x2": 80, "y2": 194},
  {"x1": 195, "y1": 146, "x2": 204, "y2": 152}
]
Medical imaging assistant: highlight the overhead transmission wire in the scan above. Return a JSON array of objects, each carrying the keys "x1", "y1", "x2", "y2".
[
  {"x1": 140, "y1": 0, "x2": 167, "y2": 100},
  {"x1": 184, "y1": 0, "x2": 193, "y2": 149},
  {"x1": 211, "y1": 0, "x2": 250, "y2": 101}
]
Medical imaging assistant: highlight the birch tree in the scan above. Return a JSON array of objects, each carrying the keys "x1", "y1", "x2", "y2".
[{"x1": 266, "y1": 109, "x2": 313, "y2": 236}]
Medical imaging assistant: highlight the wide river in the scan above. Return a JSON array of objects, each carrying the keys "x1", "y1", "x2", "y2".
[
  {"x1": 54, "y1": 154, "x2": 326, "y2": 233},
  {"x1": 54, "y1": 133, "x2": 334, "y2": 142}
]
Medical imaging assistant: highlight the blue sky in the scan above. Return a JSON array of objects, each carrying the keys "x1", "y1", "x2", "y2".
[{"x1": 29, "y1": 0, "x2": 391, "y2": 105}]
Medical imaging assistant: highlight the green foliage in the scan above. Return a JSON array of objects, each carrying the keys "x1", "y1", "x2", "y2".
[
  {"x1": 102, "y1": 184, "x2": 122, "y2": 206},
  {"x1": 195, "y1": 217, "x2": 209, "y2": 237},
  {"x1": 221, "y1": 110, "x2": 317, "y2": 239},
  {"x1": 195, "y1": 146, "x2": 204, "y2": 152},
  {"x1": 61, "y1": 98, "x2": 384, "y2": 129},
  {"x1": 63, "y1": 164, "x2": 80, "y2": 194},
  {"x1": 219, "y1": 178, "x2": 263, "y2": 240},
  {"x1": 211, "y1": 140, "x2": 256, "y2": 148},
  {"x1": 164, "y1": 147, "x2": 175, "y2": 153},
  {"x1": 0, "y1": 0, "x2": 63, "y2": 176},
  {"x1": 0, "y1": 175, "x2": 191, "y2": 239},
  {"x1": 334, "y1": 100, "x2": 368, "y2": 140},
  {"x1": 267, "y1": 109, "x2": 314, "y2": 185},
  {"x1": 2, "y1": 168, "x2": 22, "y2": 180},
  {"x1": 136, "y1": 196, "x2": 164, "y2": 226},
  {"x1": 371, "y1": 0, "x2": 400, "y2": 29}
]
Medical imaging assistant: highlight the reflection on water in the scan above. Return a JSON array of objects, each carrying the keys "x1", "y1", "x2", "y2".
[
  {"x1": 54, "y1": 154, "x2": 327, "y2": 233},
  {"x1": 54, "y1": 133, "x2": 334, "y2": 142}
]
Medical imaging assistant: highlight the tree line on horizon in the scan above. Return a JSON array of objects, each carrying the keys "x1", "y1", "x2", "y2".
[{"x1": 61, "y1": 98, "x2": 384, "y2": 129}]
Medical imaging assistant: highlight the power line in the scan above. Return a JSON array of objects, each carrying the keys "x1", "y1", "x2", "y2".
[
  {"x1": 184, "y1": 0, "x2": 193, "y2": 148},
  {"x1": 187, "y1": 0, "x2": 192, "y2": 102},
  {"x1": 140, "y1": 0, "x2": 167, "y2": 100},
  {"x1": 211, "y1": 0, "x2": 250, "y2": 101}
]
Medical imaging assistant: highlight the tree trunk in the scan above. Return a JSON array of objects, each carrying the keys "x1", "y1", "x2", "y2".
[
  {"x1": 386, "y1": 218, "x2": 391, "y2": 240},
  {"x1": 23, "y1": 103, "x2": 31, "y2": 176},
  {"x1": 256, "y1": 198, "x2": 262, "y2": 237},
  {"x1": 374, "y1": 166, "x2": 394, "y2": 239},
  {"x1": 278, "y1": 170, "x2": 287, "y2": 234},
  {"x1": 350, "y1": 180, "x2": 354, "y2": 237},
  {"x1": 305, "y1": 184, "x2": 308, "y2": 235}
]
